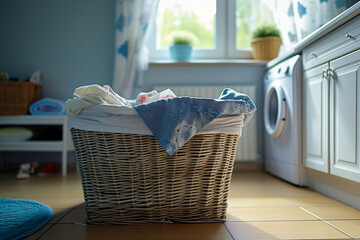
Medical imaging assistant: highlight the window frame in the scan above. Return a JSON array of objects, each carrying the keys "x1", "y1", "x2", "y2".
[
  {"x1": 148, "y1": 0, "x2": 253, "y2": 60},
  {"x1": 227, "y1": 0, "x2": 253, "y2": 59}
]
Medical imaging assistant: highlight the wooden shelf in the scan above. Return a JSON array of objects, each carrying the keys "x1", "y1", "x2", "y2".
[
  {"x1": 0, "y1": 115, "x2": 74, "y2": 176},
  {"x1": 0, "y1": 141, "x2": 64, "y2": 151}
]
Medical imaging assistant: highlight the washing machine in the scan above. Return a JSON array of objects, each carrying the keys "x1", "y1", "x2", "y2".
[{"x1": 264, "y1": 54, "x2": 307, "y2": 186}]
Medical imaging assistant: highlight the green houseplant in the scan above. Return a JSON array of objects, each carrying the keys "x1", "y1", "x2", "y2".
[
  {"x1": 251, "y1": 25, "x2": 282, "y2": 60},
  {"x1": 167, "y1": 31, "x2": 198, "y2": 61}
]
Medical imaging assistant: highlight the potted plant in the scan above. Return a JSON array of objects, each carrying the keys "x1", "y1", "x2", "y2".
[
  {"x1": 167, "y1": 31, "x2": 198, "y2": 62},
  {"x1": 251, "y1": 25, "x2": 282, "y2": 60}
]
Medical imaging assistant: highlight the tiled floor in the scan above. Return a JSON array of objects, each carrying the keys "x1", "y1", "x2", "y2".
[{"x1": 2, "y1": 170, "x2": 360, "y2": 240}]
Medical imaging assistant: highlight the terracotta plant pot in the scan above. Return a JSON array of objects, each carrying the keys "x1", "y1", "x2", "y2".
[{"x1": 251, "y1": 36, "x2": 282, "y2": 60}]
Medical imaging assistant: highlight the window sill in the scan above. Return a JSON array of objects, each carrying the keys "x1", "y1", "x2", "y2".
[{"x1": 149, "y1": 59, "x2": 268, "y2": 67}]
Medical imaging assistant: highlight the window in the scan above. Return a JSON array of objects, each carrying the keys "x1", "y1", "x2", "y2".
[
  {"x1": 235, "y1": 0, "x2": 275, "y2": 49},
  {"x1": 149, "y1": 0, "x2": 275, "y2": 60},
  {"x1": 156, "y1": 0, "x2": 216, "y2": 50}
]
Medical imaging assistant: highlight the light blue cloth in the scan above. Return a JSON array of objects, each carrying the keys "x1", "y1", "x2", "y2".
[
  {"x1": 30, "y1": 98, "x2": 66, "y2": 115},
  {"x1": 0, "y1": 198, "x2": 53, "y2": 240},
  {"x1": 134, "y1": 88, "x2": 256, "y2": 156}
]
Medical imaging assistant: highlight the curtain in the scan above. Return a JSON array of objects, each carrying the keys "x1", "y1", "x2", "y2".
[
  {"x1": 279, "y1": 0, "x2": 355, "y2": 45},
  {"x1": 113, "y1": 0, "x2": 159, "y2": 98},
  {"x1": 274, "y1": 0, "x2": 298, "y2": 52}
]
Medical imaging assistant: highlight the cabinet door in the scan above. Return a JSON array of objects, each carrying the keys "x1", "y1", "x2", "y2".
[
  {"x1": 304, "y1": 63, "x2": 329, "y2": 173},
  {"x1": 330, "y1": 49, "x2": 360, "y2": 182}
]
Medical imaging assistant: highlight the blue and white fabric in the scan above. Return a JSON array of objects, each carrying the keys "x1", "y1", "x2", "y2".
[
  {"x1": 275, "y1": 0, "x2": 298, "y2": 51},
  {"x1": 291, "y1": 0, "x2": 353, "y2": 40},
  {"x1": 134, "y1": 88, "x2": 256, "y2": 156},
  {"x1": 113, "y1": 0, "x2": 159, "y2": 98}
]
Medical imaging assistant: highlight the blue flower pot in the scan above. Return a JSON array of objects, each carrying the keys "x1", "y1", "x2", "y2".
[{"x1": 169, "y1": 44, "x2": 192, "y2": 61}]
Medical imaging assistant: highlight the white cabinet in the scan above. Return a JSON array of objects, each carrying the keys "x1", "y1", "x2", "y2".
[
  {"x1": 304, "y1": 63, "x2": 329, "y2": 173},
  {"x1": 303, "y1": 13, "x2": 360, "y2": 183},
  {"x1": 330, "y1": 50, "x2": 360, "y2": 182},
  {"x1": 304, "y1": 49, "x2": 360, "y2": 183},
  {"x1": 0, "y1": 115, "x2": 74, "y2": 176}
]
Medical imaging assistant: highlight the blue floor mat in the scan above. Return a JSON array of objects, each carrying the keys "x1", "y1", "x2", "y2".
[{"x1": 0, "y1": 198, "x2": 53, "y2": 240}]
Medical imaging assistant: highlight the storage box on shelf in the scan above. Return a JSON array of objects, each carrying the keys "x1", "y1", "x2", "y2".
[
  {"x1": 0, "y1": 115, "x2": 74, "y2": 176},
  {"x1": 0, "y1": 82, "x2": 41, "y2": 116}
]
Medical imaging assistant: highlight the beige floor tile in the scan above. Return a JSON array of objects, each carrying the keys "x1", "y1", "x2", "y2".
[
  {"x1": 225, "y1": 221, "x2": 351, "y2": 239},
  {"x1": 0, "y1": 185, "x2": 40, "y2": 198},
  {"x1": 229, "y1": 176, "x2": 261, "y2": 184},
  {"x1": 0, "y1": 191, "x2": 28, "y2": 198},
  {"x1": 3, "y1": 170, "x2": 358, "y2": 239},
  {"x1": 15, "y1": 196, "x2": 84, "y2": 209},
  {"x1": 59, "y1": 208, "x2": 87, "y2": 224},
  {"x1": 304, "y1": 206, "x2": 360, "y2": 220},
  {"x1": 22, "y1": 224, "x2": 54, "y2": 240},
  {"x1": 236, "y1": 171, "x2": 272, "y2": 179},
  {"x1": 229, "y1": 182, "x2": 264, "y2": 190},
  {"x1": 236, "y1": 173, "x2": 324, "y2": 198},
  {"x1": 265, "y1": 186, "x2": 323, "y2": 198},
  {"x1": 226, "y1": 207, "x2": 317, "y2": 221},
  {"x1": 228, "y1": 186, "x2": 278, "y2": 198},
  {"x1": 227, "y1": 197, "x2": 293, "y2": 207},
  {"x1": 39, "y1": 223, "x2": 233, "y2": 240},
  {"x1": 20, "y1": 187, "x2": 84, "y2": 198},
  {"x1": 288, "y1": 196, "x2": 346, "y2": 207},
  {"x1": 239, "y1": 173, "x2": 295, "y2": 186},
  {"x1": 328, "y1": 220, "x2": 360, "y2": 238},
  {"x1": 50, "y1": 208, "x2": 74, "y2": 224},
  {"x1": 75, "y1": 202, "x2": 86, "y2": 208},
  {"x1": 39, "y1": 182, "x2": 81, "y2": 188}
]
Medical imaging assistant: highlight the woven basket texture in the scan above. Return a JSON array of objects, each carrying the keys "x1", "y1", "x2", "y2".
[
  {"x1": 251, "y1": 36, "x2": 282, "y2": 60},
  {"x1": 71, "y1": 128, "x2": 240, "y2": 225},
  {"x1": 0, "y1": 82, "x2": 41, "y2": 115}
]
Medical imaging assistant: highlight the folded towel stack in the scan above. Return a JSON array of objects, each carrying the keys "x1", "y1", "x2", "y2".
[{"x1": 30, "y1": 98, "x2": 66, "y2": 115}]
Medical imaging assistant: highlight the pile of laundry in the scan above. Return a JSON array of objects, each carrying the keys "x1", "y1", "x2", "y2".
[
  {"x1": 66, "y1": 84, "x2": 176, "y2": 115},
  {"x1": 66, "y1": 84, "x2": 256, "y2": 155}
]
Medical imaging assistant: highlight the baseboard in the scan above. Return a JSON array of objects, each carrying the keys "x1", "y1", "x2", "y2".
[{"x1": 307, "y1": 169, "x2": 360, "y2": 210}]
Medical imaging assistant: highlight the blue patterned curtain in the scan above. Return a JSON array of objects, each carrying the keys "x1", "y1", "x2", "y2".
[
  {"x1": 289, "y1": 0, "x2": 353, "y2": 41},
  {"x1": 275, "y1": 0, "x2": 298, "y2": 52},
  {"x1": 113, "y1": 0, "x2": 159, "y2": 98}
]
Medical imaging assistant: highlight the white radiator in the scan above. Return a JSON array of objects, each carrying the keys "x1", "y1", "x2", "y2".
[{"x1": 154, "y1": 85, "x2": 259, "y2": 162}]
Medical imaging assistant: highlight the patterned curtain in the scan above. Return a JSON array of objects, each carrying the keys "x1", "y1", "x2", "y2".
[
  {"x1": 275, "y1": 0, "x2": 298, "y2": 52},
  {"x1": 113, "y1": 0, "x2": 159, "y2": 98}
]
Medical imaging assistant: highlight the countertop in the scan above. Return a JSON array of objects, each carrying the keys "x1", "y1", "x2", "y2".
[{"x1": 267, "y1": 1, "x2": 360, "y2": 68}]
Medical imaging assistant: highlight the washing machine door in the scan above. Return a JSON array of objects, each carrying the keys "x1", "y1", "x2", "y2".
[{"x1": 264, "y1": 81, "x2": 286, "y2": 139}]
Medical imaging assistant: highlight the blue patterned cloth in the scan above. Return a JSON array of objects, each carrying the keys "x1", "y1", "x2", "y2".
[
  {"x1": 134, "y1": 88, "x2": 256, "y2": 155},
  {"x1": 0, "y1": 198, "x2": 53, "y2": 240}
]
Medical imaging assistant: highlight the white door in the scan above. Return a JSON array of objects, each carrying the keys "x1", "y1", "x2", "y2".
[
  {"x1": 330, "y1": 49, "x2": 360, "y2": 182},
  {"x1": 264, "y1": 81, "x2": 286, "y2": 139},
  {"x1": 304, "y1": 63, "x2": 329, "y2": 173}
]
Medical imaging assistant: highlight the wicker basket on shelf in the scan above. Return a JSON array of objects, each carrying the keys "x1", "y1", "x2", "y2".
[
  {"x1": 0, "y1": 82, "x2": 41, "y2": 115},
  {"x1": 70, "y1": 128, "x2": 240, "y2": 225}
]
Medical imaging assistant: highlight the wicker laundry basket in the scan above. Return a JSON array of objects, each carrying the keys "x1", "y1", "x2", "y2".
[{"x1": 71, "y1": 128, "x2": 240, "y2": 225}]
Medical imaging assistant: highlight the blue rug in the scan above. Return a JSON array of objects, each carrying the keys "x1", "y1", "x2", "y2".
[{"x1": 0, "y1": 198, "x2": 53, "y2": 240}]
